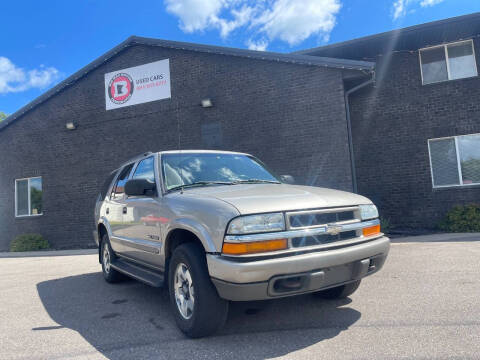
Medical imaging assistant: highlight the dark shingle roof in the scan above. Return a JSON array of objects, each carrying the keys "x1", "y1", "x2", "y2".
[
  {"x1": 294, "y1": 12, "x2": 480, "y2": 60},
  {"x1": 0, "y1": 36, "x2": 374, "y2": 132}
]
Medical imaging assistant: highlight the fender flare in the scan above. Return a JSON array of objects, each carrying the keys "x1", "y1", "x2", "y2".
[
  {"x1": 97, "y1": 217, "x2": 114, "y2": 239},
  {"x1": 97, "y1": 217, "x2": 114, "y2": 263},
  {"x1": 166, "y1": 217, "x2": 217, "y2": 253}
]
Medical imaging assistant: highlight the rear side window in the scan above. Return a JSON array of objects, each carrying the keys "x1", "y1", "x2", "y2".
[
  {"x1": 100, "y1": 172, "x2": 116, "y2": 200},
  {"x1": 111, "y1": 164, "x2": 134, "y2": 200}
]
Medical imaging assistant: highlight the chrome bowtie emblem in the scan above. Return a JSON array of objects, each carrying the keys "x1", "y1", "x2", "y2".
[{"x1": 326, "y1": 225, "x2": 342, "y2": 235}]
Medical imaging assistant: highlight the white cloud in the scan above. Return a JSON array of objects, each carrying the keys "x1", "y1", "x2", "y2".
[
  {"x1": 393, "y1": 0, "x2": 407, "y2": 20},
  {"x1": 216, "y1": 4, "x2": 256, "y2": 38},
  {"x1": 164, "y1": 0, "x2": 224, "y2": 33},
  {"x1": 420, "y1": 0, "x2": 445, "y2": 6},
  {"x1": 164, "y1": 0, "x2": 342, "y2": 50},
  {"x1": 246, "y1": 39, "x2": 268, "y2": 51},
  {"x1": 393, "y1": 0, "x2": 446, "y2": 20},
  {"x1": 253, "y1": 0, "x2": 341, "y2": 46},
  {"x1": 0, "y1": 57, "x2": 60, "y2": 94}
]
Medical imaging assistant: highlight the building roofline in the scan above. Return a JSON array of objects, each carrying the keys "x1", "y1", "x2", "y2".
[
  {"x1": 0, "y1": 36, "x2": 374, "y2": 132},
  {"x1": 293, "y1": 12, "x2": 480, "y2": 55},
  {"x1": 129, "y1": 36, "x2": 375, "y2": 70}
]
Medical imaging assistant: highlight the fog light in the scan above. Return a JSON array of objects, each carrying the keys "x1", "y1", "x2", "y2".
[
  {"x1": 363, "y1": 224, "x2": 381, "y2": 237},
  {"x1": 222, "y1": 239, "x2": 287, "y2": 255}
]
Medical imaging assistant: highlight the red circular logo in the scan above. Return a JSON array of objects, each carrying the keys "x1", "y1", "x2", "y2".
[{"x1": 108, "y1": 73, "x2": 134, "y2": 104}]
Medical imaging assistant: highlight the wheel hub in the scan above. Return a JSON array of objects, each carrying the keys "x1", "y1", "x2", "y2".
[
  {"x1": 103, "y1": 244, "x2": 111, "y2": 273},
  {"x1": 174, "y1": 263, "x2": 195, "y2": 319}
]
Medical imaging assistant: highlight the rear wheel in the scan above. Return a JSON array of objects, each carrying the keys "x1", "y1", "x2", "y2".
[
  {"x1": 100, "y1": 234, "x2": 123, "y2": 283},
  {"x1": 168, "y1": 242, "x2": 228, "y2": 338},
  {"x1": 315, "y1": 280, "x2": 361, "y2": 299}
]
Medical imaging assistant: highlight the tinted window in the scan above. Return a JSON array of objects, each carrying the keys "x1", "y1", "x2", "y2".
[
  {"x1": 111, "y1": 164, "x2": 134, "y2": 199},
  {"x1": 458, "y1": 134, "x2": 480, "y2": 185},
  {"x1": 447, "y1": 42, "x2": 477, "y2": 80},
  {"x1": 16, "y1": 179, "x2": 29, "y2": 216},
  {"x1": 100, "y1": 172, "x2": 116, "y2": 199},
  {"x1": 133, "y1": 157, "x2": 155, "y2": 182},
  {"x1": 420, "y1": 41, "x2": 478, "y2": 85},
  {"x1": 420, "y1": 47, "x2": 448, "y2": 84},
  {"x1": 30, "y1": 178, "x2": 43, "y2": 215},
  {"x1": 429, "y1": 138, "x2": 460, "y2": 187},
  {"x1": 15, "y1": 177, "x2": 42, "y2": 216}
]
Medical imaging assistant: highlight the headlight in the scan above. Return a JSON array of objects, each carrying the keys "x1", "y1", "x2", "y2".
[
  {"x1": 227, "y1": 213, "x2": 285, "y2": 234},
  {"x1": 359, "y1": 204, "x2": 379, "y2": 220}
]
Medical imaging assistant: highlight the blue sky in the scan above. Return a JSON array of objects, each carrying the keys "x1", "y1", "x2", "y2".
[{"x1": 0, "y1": 0, "x2": 478, "y2": 115}]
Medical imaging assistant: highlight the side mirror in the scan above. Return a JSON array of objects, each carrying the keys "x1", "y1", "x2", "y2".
[
  {"x1": 280, "y1": 175, "x2": 295, "y2": 184},
  {"x1": 125, "y1": 179, "x2": 156, "y2": 196}
]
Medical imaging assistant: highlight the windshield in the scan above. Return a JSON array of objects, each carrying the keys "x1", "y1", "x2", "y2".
[{"x1": 161, "y1": 153, "x2": 279, "y2": 191}]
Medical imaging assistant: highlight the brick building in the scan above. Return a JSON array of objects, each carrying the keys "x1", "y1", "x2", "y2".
[
  {"x1": 1, "y1": 13, "x2": 479, "y2": 250},
  {"x1": 299, "y1": 12, "x2": 480, "y2": 229},
  {"x1": 0, "y1": 37, "x2": 372, "y2": 250}
]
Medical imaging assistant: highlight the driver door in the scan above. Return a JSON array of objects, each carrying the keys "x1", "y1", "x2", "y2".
[{"x1": 121, "y1": 156, "x2": 163, "y2": 267}]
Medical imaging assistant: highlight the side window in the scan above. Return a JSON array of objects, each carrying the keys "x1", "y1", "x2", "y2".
[
  {"x1": 420, "y1": 40, "x2": 478, "y2": 85},
  {"x1": 133, "y1": 157, "x2": 155, "y2": 182},
  {"x1": 428, "y1": 133, "x2": 480, "y2": 188},
  {"x1": 100, "y1": 172, "x2": 116, "y2": 200},
  {"x1": 15, "y1": 177, "x2": 43, "y2": 217},
  {"x1": 111, "y1": 164, "x2": 134, "y2": 200}
]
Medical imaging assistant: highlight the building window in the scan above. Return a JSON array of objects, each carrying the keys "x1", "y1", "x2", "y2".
[
  {"x1": 15, "y1": 177, "x2": 43, "y2": 217},
  {"x1": 420, "y1": 40, "x2": 478, "y2": 85},
  {"x1": 428, "y1": 134, "x2": 480, "y2": 188}
]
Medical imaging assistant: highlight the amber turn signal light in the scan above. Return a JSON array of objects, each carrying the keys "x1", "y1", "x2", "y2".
[
  {"x1": 362, "y1": 224, "x2": 381, "y2": 237},
  {"x1": 222, "y1": 239, "x2": 288, "y2": 255}
]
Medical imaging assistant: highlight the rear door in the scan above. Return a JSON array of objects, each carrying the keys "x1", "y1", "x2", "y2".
[{"x1": 107, "y1": 163, "x2": 134, "y2": 254}]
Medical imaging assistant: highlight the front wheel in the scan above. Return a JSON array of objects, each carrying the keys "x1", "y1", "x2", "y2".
[
  {"x1": 315, "y1": 280, "x2": 361, "y2": 299},
  {"x1": 168, "y1": 242, "x2": 228, "y2": 338}
]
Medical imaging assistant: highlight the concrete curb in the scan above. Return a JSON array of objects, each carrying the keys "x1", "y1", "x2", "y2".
[
  {"x1": 391, "y1": 233, "x2": 480, "y2": 243},
  {"x1": 0, "y1": 249, "x2": 97, "y2": 258}
]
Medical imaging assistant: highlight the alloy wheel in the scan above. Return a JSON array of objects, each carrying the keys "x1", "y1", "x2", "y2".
[
  {"x1": 103, "y1": 243, "x2": 111, "y2": 274},
  {"x1": 174, "y1": 262, "x2": 195, "y2": 319}
]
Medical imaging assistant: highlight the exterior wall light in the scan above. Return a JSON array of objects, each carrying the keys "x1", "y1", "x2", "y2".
[
  {"x1": 66, "y1": 122, "x2": 77, "y2": 130},
  {"x1": 201, "y1": 99, "x2": 213, "y2": 108}
]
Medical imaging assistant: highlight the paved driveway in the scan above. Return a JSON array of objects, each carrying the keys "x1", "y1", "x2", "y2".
[{"x1": 0, "y1": 239, "x2": 479, "y2": 359}]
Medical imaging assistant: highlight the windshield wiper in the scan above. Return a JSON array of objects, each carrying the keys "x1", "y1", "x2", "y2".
[
  {"x1": 168, "y1": 181, "x2": 233, "y2": 192},
  {"x1": 231, "y1": 179, "x2": 281, "y2": 185}
]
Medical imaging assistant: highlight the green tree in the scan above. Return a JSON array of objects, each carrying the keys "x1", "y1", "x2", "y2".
[{"x1": 0, "y1": 111, "x2": 7, "y2": 122}]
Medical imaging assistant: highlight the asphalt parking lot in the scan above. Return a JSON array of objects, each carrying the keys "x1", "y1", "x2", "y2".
[{"x1": 1, "y1": 237, "x2": 479, "y2": 360}]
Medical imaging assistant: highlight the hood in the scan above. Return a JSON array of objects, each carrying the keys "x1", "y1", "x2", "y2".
[{"x1": 181, "y1": 184, "x2": 372, "y2": 214}]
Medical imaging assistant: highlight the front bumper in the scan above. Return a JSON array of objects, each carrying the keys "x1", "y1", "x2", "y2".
[{"x1": 207, "y1": 236, "x2": 390, "y2": 301}]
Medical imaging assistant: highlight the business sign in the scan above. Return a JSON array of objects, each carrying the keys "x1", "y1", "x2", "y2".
[{"x1": 104, "y1": 59, "x2": 171, "y2": 110}]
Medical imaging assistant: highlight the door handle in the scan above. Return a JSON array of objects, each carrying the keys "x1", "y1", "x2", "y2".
[
  {"x1": 122, "y1": 207, "x2": 127, "y2": 214},
  {"x1": 106, "y1": 208, "x2": 109, "y2": 215}
]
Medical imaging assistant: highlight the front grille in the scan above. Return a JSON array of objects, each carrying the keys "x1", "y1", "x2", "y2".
[
  {"x1": 291, "y1": 230, "x2": 357, "y2": 248},
  {"x1": 289, "y1": 210, "x2": 355, "y2": 228},
  {"x1": 286, "y1": 207, "x2": 360, "y2": 249}
]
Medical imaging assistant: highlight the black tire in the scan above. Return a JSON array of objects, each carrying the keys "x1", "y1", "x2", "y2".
[
  {"x1": 168, "y1": 242, "x2": 229, "y2": 338},
  {"x1": 316, "y1": 280, "x2": 361, "y2": 299},
  {"x1": 100, "y1": 234, "x2": 123, "y2": 283}
]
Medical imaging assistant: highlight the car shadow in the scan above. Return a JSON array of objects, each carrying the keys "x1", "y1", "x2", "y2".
[{"x1": 36, "y1": 272, "x2": 361, "y2": 359}]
